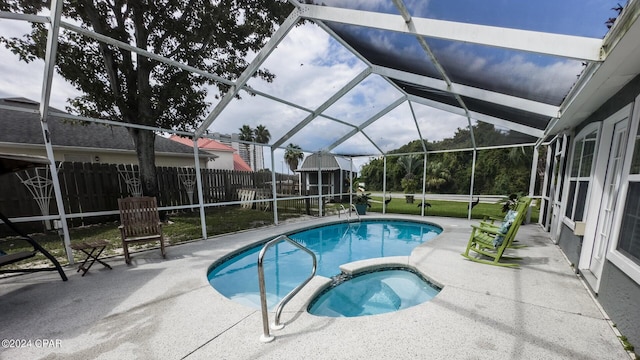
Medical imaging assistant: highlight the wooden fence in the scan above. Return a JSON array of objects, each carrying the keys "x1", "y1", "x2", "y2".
[{"x1": 0, "y1": 162, "x2": 299, "y2": 232}]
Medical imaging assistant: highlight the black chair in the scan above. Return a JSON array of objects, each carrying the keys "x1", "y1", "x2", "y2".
[{"x1": 0, "y1": 153, "x2": 68, "y2": 281}]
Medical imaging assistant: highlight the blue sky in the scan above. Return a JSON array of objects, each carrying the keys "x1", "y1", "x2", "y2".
[{"x1": 0, "y1": 1, "x2": 623, "y2": 170}]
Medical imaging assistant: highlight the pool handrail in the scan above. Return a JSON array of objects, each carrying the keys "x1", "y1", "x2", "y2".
[
  {"x1": 349, "y1": 204, "x2": 361, "y2": 221},
  {"x1": 338, "y1": 204, "x2": 346, "y2": 218},
  {"x1": 336, "y1": 204, "x2": 360, "y2": 221},
  {"x1": 257, "y1": 234, "x2": 317, "y2": 343}
]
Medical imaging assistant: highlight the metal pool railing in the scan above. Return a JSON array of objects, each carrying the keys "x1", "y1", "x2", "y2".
[
  {"x1": 337, "y1": 204, "x2": 360, "y2": 221},
  {"x1": 257, "y1": 235, "x2": 317, "y2": 343}
]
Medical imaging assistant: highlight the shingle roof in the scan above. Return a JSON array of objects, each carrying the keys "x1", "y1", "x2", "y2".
[
  {"x1": 0, "y1": 97, "x2": 197, "y2": 154},
  {"x1": 297, "y1": 153, "x2": 354, "y2": 172}
]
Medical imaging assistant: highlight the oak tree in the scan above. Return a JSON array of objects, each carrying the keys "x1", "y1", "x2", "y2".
[{"x1": 1, "y1": 0, "x2": 292, "y2": 197}]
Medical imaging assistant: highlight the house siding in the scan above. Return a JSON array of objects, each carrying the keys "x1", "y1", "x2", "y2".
[
  {"x1": 0, "y1": 143, "x2": 206, "y2": 168},
  {"x1": 577, "y1": 75, "x2": 640, "y2": 132},
  {"x1": 598, "y1": 261, "x2": 640, "y2": 351},
  {"x1": 564, "y1": 73, "x2": 640, "y2": 353},
  {"x1": 558, "y1": 224, "x2": 582, "y2": 269}
]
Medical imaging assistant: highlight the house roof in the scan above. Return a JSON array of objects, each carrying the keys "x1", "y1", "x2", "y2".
[
  {"x1": 169, "y1": 134, "x2": 250, "y2": 171},
  {"x1": 0, "y1": 97, "x2": 200, "y2": 155},
  {"x1": 233, "y1": 153, "x2": 252, "y2": 172},
  {"x1": 168, "y1": 135, "x2": 235, "y2": 152},
  {"x1": 297, "y1": 152, "x2": 354, "y2": 172}
]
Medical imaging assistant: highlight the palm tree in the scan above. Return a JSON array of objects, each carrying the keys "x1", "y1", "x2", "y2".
[
  {"x1": 398, "y1": 154, "x2": 421, "y2": 175},
  {"x1": 398, "y1": 155, "x2": 421, "y2": 190},
  {"x1": 254, "y1": 124, "x2": 271, "y2": 171},
  {"x1": 239, "y1": 125, "x2": 254, "y2": 170},
  {"x1": 425, "y1": 161, "x2": 451, "y2": 192},
  {"x1": 284, "y1": 143, "x2": 304, "y2": 173},
  {"x1": 398, "y1": 155, "x2": 422, "y2": 202}
]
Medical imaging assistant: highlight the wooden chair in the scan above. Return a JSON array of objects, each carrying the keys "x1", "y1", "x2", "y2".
[
  {"x1": 461, "y1": 197, "x2": 531, "y2": 268},
  {"x1": 117, "y1": 196, "x2": 166, "y2": 264}
]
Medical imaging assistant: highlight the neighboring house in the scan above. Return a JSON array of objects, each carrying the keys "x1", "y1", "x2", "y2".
[
  {"x1": 168, "y1": 135, "x2": 251, "y2": 171},
  {"x1": 232, "y1": 153, "x2": 252, "y2": 172},
  {"x1": 296, "y1": 153, "x2": 355, "y2": 198},
  {"x1": 540, "y1": 63, "x2": 640, "y2": 346},
  {"x1": 211, "y1": 132, "x2": 266, "y2": 171},
  {"x1": 0, "y1": 97, "x2": 212, "y2": 167}
]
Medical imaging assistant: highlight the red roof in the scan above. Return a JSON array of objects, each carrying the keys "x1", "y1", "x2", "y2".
[
  {"x1": 169, "y1": 135, "x2": 235, "y2": 152},
  {"x1": 233, "y1": 153, "x2": 252, "y2": 172},
  {"x1": 169, "y1": 135, "x2": 251, "y2": 171}
]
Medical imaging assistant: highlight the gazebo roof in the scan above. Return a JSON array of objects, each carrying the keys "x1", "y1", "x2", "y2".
[{"x1": 297, "y1": 153, "x2": 354, "y2": 172}]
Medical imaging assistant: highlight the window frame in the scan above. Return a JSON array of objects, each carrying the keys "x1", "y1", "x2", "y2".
[
  {"x1": 561, "y1": 122, "x2": 601, "y2": 230},
  {"x1": 608, "y1": 97, "x2": 640, "y2": 285}
]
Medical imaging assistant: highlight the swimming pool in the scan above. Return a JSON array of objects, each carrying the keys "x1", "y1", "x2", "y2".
[{"x1": 207, "y1": 220, "x2": 442, "y2": 309}]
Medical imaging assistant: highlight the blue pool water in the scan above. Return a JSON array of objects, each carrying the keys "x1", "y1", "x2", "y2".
[
  {"x1": 308, "y1": 268, "x2": 441, "y2": 317},
  {"x1": 207, "y1": 220, "x2": 442, "y2": 309}
]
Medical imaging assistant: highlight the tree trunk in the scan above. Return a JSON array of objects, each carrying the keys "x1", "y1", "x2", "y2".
[{"x1": 129, "y1": 128, "x2": 159, "y2": 198}]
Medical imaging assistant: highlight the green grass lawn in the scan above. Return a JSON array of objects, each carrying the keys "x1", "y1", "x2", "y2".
[
  {"x1": 356, "y1": 195, "x2": 540, "y2": 222},
  {"x1": 2, "y1": 198, "x2": 539, "y2": 269},
  {"x1": 0, "y1": 206, "x2": 303, "y2": 267}
]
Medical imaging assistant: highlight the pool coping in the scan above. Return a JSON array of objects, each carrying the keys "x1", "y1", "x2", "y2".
[{"x1": 207, "y1": 216, "x2": 446, "y2": 316}]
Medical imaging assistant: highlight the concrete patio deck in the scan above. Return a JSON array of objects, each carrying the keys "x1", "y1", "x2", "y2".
[{"x1": 0, "y1": 215, "x2": 632, "y2": 360}]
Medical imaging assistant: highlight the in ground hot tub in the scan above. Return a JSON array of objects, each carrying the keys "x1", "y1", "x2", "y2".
[{"x1": 307, "y1": 267, "x2": 441, "y2": 317}]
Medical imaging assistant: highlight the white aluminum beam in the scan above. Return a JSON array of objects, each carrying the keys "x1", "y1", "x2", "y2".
[
  {"x1": 38, "y1": 0, "x2": 73, "y2": 264},
  {"x1": 384, "y1": 142, "x2": 536, "y2": 156},
  {"x1": 374, "y1": 65, "x2": 560, "y2": 118},
  {"x1": 192, "y1": 143, "x2": 207, "y2": 240},
  {"x1": 242, "y1": 87, "x2": 356, "y2": 130},
  {"x1": 47, "y1": 111, "x2": 193, "y2": 136},
  {"x1": 359, "y1": 131, "x2": 385, "y2": 155},
  {"x1": 407, "y1": 94, "x2": 545, "y2": 138},
  {"x1": 0, "y1": 11, "x2": 49, "y2": 23},
  {"x1": 380, "y1": 2, "x2": 478, "y2": 150},
  {"x1": 301, "y1": 5, "x2": 604, "y2": 61},
  {"x1": 195, "y1": 11, "x2": 300, "y2": 137},
  {"x1": 408, "y1": 101, "x2": 428, "y2": 153},
  {"x1": 324, "y1": 96, "x2": 406, "y2": 152},
  {"x1": 470, "y1": 111, "x2": 546, "y2": 139},
  {"x1": 272, "y1": 68, "x2": 371, "y2": 149},
  {"x1": 392, "y1": 0, "x2": 412, "y2": 23},
  {"x1": 552, "y1": 1, "x2": 640, "y2": 135},
  {"x1": 61, "y1": 22, "x2": 234, "y2": 87},
  {"x1": 407, "y1": 94, "x2": 468, "y2": 117},
  {"x1": 242, "y1": 86, "x2": 312, "y2": 114}
]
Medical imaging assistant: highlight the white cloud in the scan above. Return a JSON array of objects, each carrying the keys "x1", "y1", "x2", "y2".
[
  {"x1": 437, "y1": 42, "x2": 582, "y2": 104},
  {"x1": 0, "y1": 20, "x2": 83, "y2": 108}
]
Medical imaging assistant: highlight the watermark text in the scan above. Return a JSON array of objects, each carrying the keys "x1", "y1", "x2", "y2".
[{"x1": 2, "y1": 338, "x2": 62, "y2": 348}]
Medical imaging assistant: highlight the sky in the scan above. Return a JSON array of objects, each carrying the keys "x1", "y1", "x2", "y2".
[{"x1": 0, "y1": 0, "x2": 622, "y2": 171}]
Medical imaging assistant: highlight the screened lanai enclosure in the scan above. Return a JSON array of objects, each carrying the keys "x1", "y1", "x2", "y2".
[{"x1": 1, "y1": 0, "x2": 639, "y2": 266}]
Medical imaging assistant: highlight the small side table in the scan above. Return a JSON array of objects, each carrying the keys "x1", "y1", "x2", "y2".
[{"x1": 71, "y1": 240, "x2": 113, "y2": 276}]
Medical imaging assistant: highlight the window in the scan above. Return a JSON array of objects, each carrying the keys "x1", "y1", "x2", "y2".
[
  {"x1": 616, "y1": 127, "x2": 640, "y2": 265},
  {"x1": 564, "y1": 125, "x2": 599, "y2": 224},
  {"x1": 609, "y1": 101, "x2": 640, "y2": 285}
]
